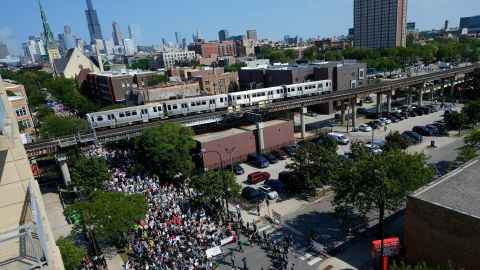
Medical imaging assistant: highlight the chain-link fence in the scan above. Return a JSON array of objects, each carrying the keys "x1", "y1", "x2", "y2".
[{"x1": 0, "y1": 182, "x2": 48, "y2": 269}]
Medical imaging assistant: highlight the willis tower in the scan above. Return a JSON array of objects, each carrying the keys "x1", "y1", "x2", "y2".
[{"x1": 85, "y1": 0, "x2": 103, "y2": 44}]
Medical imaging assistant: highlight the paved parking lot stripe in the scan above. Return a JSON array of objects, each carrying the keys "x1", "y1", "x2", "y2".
[
  {"x1": 299, "y1": 253, "x2": 313, "y2": 260},
  {"x1": 258, "y1": 225, "x2": 272, "y2": 232}
]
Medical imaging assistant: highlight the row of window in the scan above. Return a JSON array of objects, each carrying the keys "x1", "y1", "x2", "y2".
[
  {"x1": 15, "y1": 106, "x2": 27, "y2": 117},
  {"x1": 19, "y1": 119, "x2": 31, "y2": 129}
]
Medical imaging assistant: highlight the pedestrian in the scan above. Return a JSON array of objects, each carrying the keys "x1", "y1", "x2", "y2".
[
  {"x1": 291, "y1": 263, "x2": 296, "y2": 270},
  {"x1": 238, "y1": 240, "x2": 243, "y2": 253},
  {"x1": 257, "y1": 204, "x2": 261, "y2": 216},
  {"x1": 242, "y1": 257, "x2": 248, "y2": 270},
  {"x1": 236, "y1": 204, "x2": 241, "y2": 214},
  {"x1": 231, "y1": 253, "x2": 235, "y2": 267},
  {"x1": 262, "y1": 230, "x2": 267, "y2": 242}
]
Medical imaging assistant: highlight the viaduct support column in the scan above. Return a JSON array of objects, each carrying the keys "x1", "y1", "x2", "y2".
[
  {"x1": 407, "y1": 88, "x2": 412, "y2": 106},
  {"x1": 351, "y1": 98, "x2": 357, "y2": 128},
  {"x1": 340, "y1": 100, "x2": 346, "y2": 125},
  {"x1": 56, "y1": 153, "x2": 71, "y2": 187},
  {"x1": 300, "y1": 107, "x2": 306, "y2": 139},
  {"x1": 418, "y1": 88, "x2": 423, "y2": 106},
  {"x1": 256, "y1": 122, "x2": 265, "y2": 154},
  {"x1": 376, "y1": 93, "x2": 382, "y2": 113},
  {"x1": 450, "y1": 75, "x2": 457, "y2": 98},
  {"x1": 386, "y1": 91, "x2": 392, "y2": 113}
]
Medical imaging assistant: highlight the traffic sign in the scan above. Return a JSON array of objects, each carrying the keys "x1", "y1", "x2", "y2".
[{"x1": 244, "y1": 112, "x2": 262, "y2": 122}]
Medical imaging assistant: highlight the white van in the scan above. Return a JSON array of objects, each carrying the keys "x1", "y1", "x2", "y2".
[{"x1": 327, "y1": 132, "x2": 350, "y2": 145}]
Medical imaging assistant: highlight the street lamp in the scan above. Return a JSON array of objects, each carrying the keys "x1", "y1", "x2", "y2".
[
  {"x1": 201, "y1": 149, "x2": 230, "y2": 217},
  {"x1": 225, "y1": 147, "x2": 236, "y2": 174}
]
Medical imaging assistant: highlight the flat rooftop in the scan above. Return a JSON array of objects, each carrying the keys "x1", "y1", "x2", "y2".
[
  {"x1": 194, "y1": 119, "x2": 289, "y2": 143},
  {"x1": 412, "y1": 159, "x2": 480, "y2": 218}
]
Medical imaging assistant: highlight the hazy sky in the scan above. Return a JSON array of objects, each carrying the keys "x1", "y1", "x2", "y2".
[{"x1": 1, "y1": 0, "x2": 479, "y2": 55}]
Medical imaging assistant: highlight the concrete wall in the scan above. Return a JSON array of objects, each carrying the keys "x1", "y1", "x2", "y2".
[{"x1": 405, "y1": 196, "x2": 480, "y2": 270}]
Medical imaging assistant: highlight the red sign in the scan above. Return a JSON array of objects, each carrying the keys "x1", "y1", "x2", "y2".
[{"x1": 371, "y1": 237, "x2": 400, "y2": 258}]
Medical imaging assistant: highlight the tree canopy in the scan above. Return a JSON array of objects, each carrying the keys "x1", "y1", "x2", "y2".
[
  {"x1": 57, "y1": 235, "x2": 86, "y2": 270},
  {"x1": 303, "y1": 46, "x2": 319, "y2": 61},
  {"x1": 66, "y1": 191, "x2": 147, "y2": 245},
  {"x1": 130, "y1": 59, "x2": 150, "y2": 70},
  {"x1": 40, "y1": 115, "x2": 88, "y2": 139},
  {"x1": 462, "y1": 100, "x2": 480, "y2": 125},
  {"x1": 444, "y1": 111, "x2": 467, "y2": 134},
  {"x1": 71, "y1": 157, "x2": 110, "y2": 193},
  {"x1": 384, "y1": 130, "x2": 412, "y2": 151},
  {"x1": 136, "y1": 122, "x2": 196, "y2": 181},
  {"x1": 269, "y1": 50, "x2": 288, "y2": 63},
  {"x1": 145, "y1": 74, "x2": 169, "y2": 86},
  {"x1": 190, "y1": 170, "x2": 241, "y2": 202},
  {"x1": 285, "y1": 141, "x2": 341, "y2": 194}
]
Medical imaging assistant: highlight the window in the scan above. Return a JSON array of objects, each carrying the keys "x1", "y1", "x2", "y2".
[
  {"x1": 132, "y1": 111, "x2": 138, "y2": 116},
  {"x1": 358, "y1": 68, "x2": 365, "y2": 80},
  {"x1": 172, "y1": 105, "x2": 178, "y2": 109},
  {"x1": 201, "y1": 101, "x2": 206, "y2": 105},
  {"x1": 167, "y1": 105, "x2": 172, "y2": 110},
  {"x1": 19, "y1": 119, "x2": 31, "y2": 129},
  {"x1": 220, "y1": 97, "x2": 224, "y2": 102},
  {"x1": 96, "y1": 116, "x2": 103, "y2": 121},
  {"x1": 182, "y1": 104, "x2": 188, "y2": 108},
  {"x1": 153, "y1": 107, "x2": 158, "y2": 112},
  {"x1": 350, "y1": 80, "x2": 357, "y2": 89},
  {"x1": 15, "y1": 107, "x2": 27, "y2": 117},
  {"x1": 237, "y1": 96, "x2": 241, "y2": 100},
  {"x1": 318, "y1": 83, "x2": 323, "y2": 88},
  {"x1": 119, "y1": 113, "x2": 125, "y2": 118},
  {"x1": 158, "y1": 106, "x2": 162, "y2": 111},
  {"x1": 191, "y1": 102, "x2": 196, "y2": 107},
  {"x1": 125, "y1": 111, "x2": 131, "y2": 117}
]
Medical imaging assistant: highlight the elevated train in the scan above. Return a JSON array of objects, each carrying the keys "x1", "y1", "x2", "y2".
[{"x1": 86, "y1": 80, "x2": 332, "y2": 129}]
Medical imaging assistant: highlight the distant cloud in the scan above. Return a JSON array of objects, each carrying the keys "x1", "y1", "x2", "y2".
[{"x1": 0, "y1": 27, "x2": 20, "y2": 56}]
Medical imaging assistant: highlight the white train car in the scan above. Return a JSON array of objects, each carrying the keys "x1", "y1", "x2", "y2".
[
  {"x1": 317, "y1": 80, "x2": 332, "y2": 94},
  {"x1": 284, "y1": 80, "x2": 332, "y2": 98},
  {"x1": 87, "y1": 103, "x2": 164, "y2": 129},
  {"x1": 164, "y1": 94, "x2": 228, "y2": 116},
  {"x1": 228, "y1": 86, "x2": 284, "y2": 106}
]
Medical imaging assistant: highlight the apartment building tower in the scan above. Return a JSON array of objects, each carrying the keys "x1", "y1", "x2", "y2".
[{"x1": 353, "y1": 0, "x2": 408, "y2": 49}]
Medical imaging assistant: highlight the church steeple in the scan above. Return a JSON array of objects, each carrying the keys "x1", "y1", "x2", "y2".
[{"x1": 38, "y1": 0, "x2": 55, "y2": 49}]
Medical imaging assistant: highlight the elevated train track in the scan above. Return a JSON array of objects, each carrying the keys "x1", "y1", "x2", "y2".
[{"x1": 25, "y1": 63, "x2": 480, "y2": 158}]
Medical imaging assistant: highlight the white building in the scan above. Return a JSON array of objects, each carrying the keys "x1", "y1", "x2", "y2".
[
  {"x1": 123, "y1": 38, "x2": 135, "y2": 56},
  {"x1": 156, "y1": 51, "x2": 196, "y2": 69}
]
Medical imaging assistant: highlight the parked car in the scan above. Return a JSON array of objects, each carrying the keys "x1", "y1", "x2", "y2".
[
  {"x1": 281, "y1": 146, "x2": 297, "y2": 156},
  {"x1": 226, "y1": 164, "x2": 245, "y2": 175},
  {"x1": 426, "y1": 105, "x2": 438, "y2": 112},
  {"x1": 305, "y1": 111, "x2": 318, "y2": 117},
  {"x1": 247, "y1": 171, "x2": 271, "y2": 184},
  {"x1": 357, "y1": 108, "x2": 370, "y2": 114},
  {"x1": 278, "y1": 171, "x2": 290, "y2": 183},
  {"x1": 258, "y1": 184, "x2": 279, "y2": 200},
  {"x1": 374, "y1": 119, "x2": 386, "y2": 126},
  {"x1": 432, "y1": 122, "x2": 447, "y2": 132},
  {"x1": 265, "y1": 179, "x2": 286, "y2": 193},
  {"x1": 327, "y1": 132, "x2": 350, "y2": 145},
  {"x1": 358, "y1": 124, "x2": 372, "y2": 132},
  {"x1": 412, "y1": 126, "x2": 435, "y2": 136},
  {"x1": 386, "y1": 114, "x2": 400, "y2": 123},
  {"x1": 390, "y1": 112, "x2": 405, "y2": 120},
  {"x1": 241, "y1": 187, "x2": 265, "y2": 203},
  {"x1": 263, "y1": 152, "x2": 278, "y2": 164},
  {"x1": 273, "y1": 149, "x2": 288, "y2": 160},
  {"x1": 408, "y1": 110, "x2": 418, "y2": 117},
  {"x1": 247, "y1": 154, "x2": 269, "y2": 168},
  {"x1": 417, "y1": 106, "x2": 431, "y2": 114},
  {"x1": 379, "y1": 117, "x2": 392, "y2": 124},
  {"x1": 434, "y1": 119, "x2": 445, "y2": 125},
  {"x1": 425, "y1": 124, "x2": 440, "y2": 135},
  {"x1": 402, "y1": 131, "x2": 423, "y2": 144},
  {"x1": 366, "y1": 112, "x2": 381, "y2": 119},
  {"x1": 367, "y1": 139, "x2": 387, "y2": 149},
  {"x1": 365, "y1": 144, "x2": 383, "y2": 155},
  {"x1": 398, "y1": 112, "x2": 409, "y2": 119},
  {"x1": 412, "y1": 108, "x2": 424, "y2": 116}
]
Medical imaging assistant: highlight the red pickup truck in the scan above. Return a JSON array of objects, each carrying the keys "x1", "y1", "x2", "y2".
[{"x1": 248, "y1": 171, "x2": 271, "y2": 184}]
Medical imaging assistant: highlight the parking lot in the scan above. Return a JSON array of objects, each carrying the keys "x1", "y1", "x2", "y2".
[{"x1": 234, "y1": 103, "x2": 464, "y2": 213}]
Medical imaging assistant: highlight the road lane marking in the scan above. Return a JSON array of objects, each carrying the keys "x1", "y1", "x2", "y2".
[
  {"x1": 307, "y1": 257, "x2": 323, "y2": 265},
  {"x1": 299, "y1": 253, "x2": 313, "y2": 260}
]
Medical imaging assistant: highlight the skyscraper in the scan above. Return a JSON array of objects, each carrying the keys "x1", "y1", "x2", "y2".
[
  {"x1": 0, "y1": 43, "x2": 9, "y2": 58},
  {"x1": 60, "y1": 25, "x2": 76, "y2": 49},
  {"x1": 353, "y1": 0, "x2": 408, "y2": 49},
  {"x1": 128, "y1": 24, "x2": 142, "y2": 48},
  {"x1": 218, "y1": 30, "x2": 229, "y2": 41},
  {"x1": 37, "y1": 0, "x2": 55, "y2": 49},
  {"x1": 85, "y1": 0, "x2": 104, "y2": 44},
  {"x1": 182, "y1": 38, "x2": 187, "y2": 50},
  {"x1": 175, "y1": 32, "x2": 181, "y2": 45},
  {"x1": 246, "y1": 30, "x2": 257, "y2": 40},
  {"x1": 112, "y1": 20, "x2": 124, "y2": 46}
]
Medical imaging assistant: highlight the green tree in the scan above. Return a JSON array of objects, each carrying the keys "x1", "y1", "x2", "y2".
[
  {"x1": 390, "y1": 260, "x2": 459, "y2": 270},
  {"x1": 332, "y1": 149, "x2": 433, "y2": 259},
  {"x1": 444, "y1": 111, "x2": 467, "y2": 134},
  {"x1": 464, "y1": 129, "x2": 480, "y2": 148},
  {"x1": 145, "y1": 74, "x2": 169, "y2": 86},
  {"x1": 258, "y1": 44, "x2": 274, "y2": 58},
  {"x1": 66, "y1": 191, "x2": 147, "y2": 245},
  {"x1": 71, "y1": 157, "x2": 109, "y2": 193},
  {"x1": 466, "y1": 68, "x2": 480, "y2": 99},
  {"x1": 136, "y1": 122, "x2": 196, "y2": 181},
  {"x1": 40, "y1": 115, "x2": 88, "y2": 139},
  {"x1": 269, "y1": 50, "x2": 288, "y2": 63},
  {"x1": 462, "y1": 100, "x2": 480, "y2": 125},
  {"x1": 303, "y1": 46, "x2": 319, "y2": 61},
  {"x1": 190, "y1": 170, "x2": 241, "y2": 201},
  {"x1": 284, "y1": 49, "x2": 300, "y2": 61},
  {"x1": 286, "y1": 142, "x2": 341, "y2": 194},
  {"x1": 384, "y1": 131, "x2": 412, "y2": 151},
  {"x1": 57, "y1": 235, "x2": 86, "y2": 270},
  {"x1": 228, "y1": 81, "x2": 239, "y2": 92},
  {"x1": 36, "y1": 104, "x2": 54, "y2": 121},
  {"x1": 457, "y1": 145, "x2": 478, "y2": 162},
  {"x1": 224, "y1": 62, "x2": 246, "y2": 73},
  {"x1": 130, "y1": 59, "x2": 150, "y2": 70}
]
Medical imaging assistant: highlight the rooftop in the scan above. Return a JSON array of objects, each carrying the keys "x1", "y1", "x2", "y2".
[
  {"x1": 92, "y1": 69, "x2": 154, "y2": 77},
  {"x1": 194, "y1": 119, "x2": 287, "y2": 143},
  {"x1": 412, "y1": 158, "x2": 480, "y2": 219}
]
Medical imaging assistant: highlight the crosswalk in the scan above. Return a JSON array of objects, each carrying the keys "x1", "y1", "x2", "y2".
[{"x1": 257, "y1": 224, "x2": 324, "y2": 267}]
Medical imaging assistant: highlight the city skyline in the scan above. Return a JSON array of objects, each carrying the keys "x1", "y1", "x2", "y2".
[{"x1": 0, "y1": 0, "x2": 479, "y2": 55}]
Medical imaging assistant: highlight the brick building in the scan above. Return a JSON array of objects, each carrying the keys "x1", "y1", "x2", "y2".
[
  {"x1": 405, "y1": 159, "x2": 480, "y2": 270},
  {"x1": 194, "y1": 120, "x2": 294, "y2": 170},
  {"x1": 3, "y1": 81, "x2": 35, "y2": 134},
  {"x1": 198, "y1": 72, "x2": 239, "y2": 94},
  {"x1": 86, "y1": 70, "x2": 154, "y2": 104},
  {"x1": 314, "y1": 38, "x2": 353, "y2": 51},
  {"x1": 188, "y1": 39, "x2": 237, "y2": 58}
]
